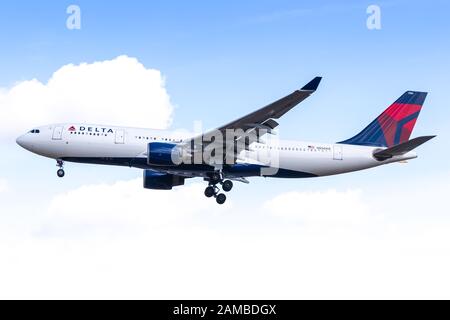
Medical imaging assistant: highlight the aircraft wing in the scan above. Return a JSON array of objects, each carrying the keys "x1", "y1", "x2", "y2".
[
  {"x1": 183, "y1": 77, "x2": 322, "y2": 164},
  {"x1": 214, "y1": 76, "x2": 322, "y2": 133}
]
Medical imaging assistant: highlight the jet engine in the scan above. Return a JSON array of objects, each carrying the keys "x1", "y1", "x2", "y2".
[
  {"x1": 143, "y1": 170, "x2": 185, "y2": 190},
  {"x1": 147, "y1": 142, "x2": 186, "y2": 166}
]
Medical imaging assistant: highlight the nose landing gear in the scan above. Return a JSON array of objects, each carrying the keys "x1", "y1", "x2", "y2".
[
  {"x1": 204, "y1": 172, "x2": 234, "y2": 205},
  {"x1": 56, "y1": 160, "x2": 65, "y2": 178},
  {"x1": 57, "y1": 169, "x2": 65, "y2": 178}
]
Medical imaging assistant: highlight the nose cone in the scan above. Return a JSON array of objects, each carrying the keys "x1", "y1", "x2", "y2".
[
  {"x1": 16, "y1": 135, "x2": 25, "y2": 148},
  {"x1": 16, "y1": 135, "x2": 31, "y2": 151}
]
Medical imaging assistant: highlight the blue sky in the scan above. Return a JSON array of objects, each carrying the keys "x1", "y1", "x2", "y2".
[
  {"x1": 1, "y1": 0, "x2": 448, "y2": 194},
  {"x1": 1, "y1": 1, "x2": 447, "y2": 132},
  {"x1": 0, "y1": 1, "x2": 449, "y2": 298}
]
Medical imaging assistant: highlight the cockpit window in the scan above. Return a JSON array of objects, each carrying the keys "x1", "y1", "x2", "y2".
[{"x1": 29, "y1": 129, "x2": 40, "y2": 134}]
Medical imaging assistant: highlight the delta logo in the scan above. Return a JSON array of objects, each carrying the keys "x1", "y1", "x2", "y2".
[{"x1": 67, "y1": 125, "x2": 114, "y2": 134}]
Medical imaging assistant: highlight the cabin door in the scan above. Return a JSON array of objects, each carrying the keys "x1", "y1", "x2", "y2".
[
  {"x1": 115, "y1": 130, "x2": 125, "y2": 144},
  {"x1": 333, "y1": 145, "x2": 343, "y2": 160},
  {"x1": 52, "y1": 126, "x2": 63, "y2": 140}
]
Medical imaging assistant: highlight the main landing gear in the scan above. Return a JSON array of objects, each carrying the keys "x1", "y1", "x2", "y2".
[
  {"x1": 56, "y1": 160, "x2": 65, "y2": 178},
  {"x1": 204, "y1": 171, "x2": 234, "y2": 205}
]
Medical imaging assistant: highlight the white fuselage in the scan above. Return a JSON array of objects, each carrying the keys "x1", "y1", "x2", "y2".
[{"x1": 16, "y1": 123, "x2": 418, "y2": 178}]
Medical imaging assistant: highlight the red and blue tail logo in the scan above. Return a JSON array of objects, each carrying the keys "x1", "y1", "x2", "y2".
[{"x1": 340, "y1": 91, "x2": 427, "y2": 147}]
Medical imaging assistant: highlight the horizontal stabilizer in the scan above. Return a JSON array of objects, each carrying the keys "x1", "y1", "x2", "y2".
[{"x1": 373, "y1": 135, "x2": 436, "y2": 161}]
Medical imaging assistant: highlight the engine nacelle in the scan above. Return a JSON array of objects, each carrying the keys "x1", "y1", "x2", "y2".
[
  {"x1": 143, "y1": 170, "x2": 185, "y2": 190},
  {"x1": 147, "y1": 142, "x2": 183, "y2": 166}
]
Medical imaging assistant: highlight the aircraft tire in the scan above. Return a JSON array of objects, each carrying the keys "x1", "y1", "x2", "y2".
[
  {"x1": 216, "y1": 193, "x2": 226, "y2": 205},
  {"x1": 57, "y1": 169, "x2": 65, "y2": 178}
]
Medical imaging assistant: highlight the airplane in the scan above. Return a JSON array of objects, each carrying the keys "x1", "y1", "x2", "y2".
[{"x1": 16, "y1": 77, "x2": 435, "y2": 204}]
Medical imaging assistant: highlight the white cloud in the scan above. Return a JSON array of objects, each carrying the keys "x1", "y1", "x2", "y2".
[
  {"x1": 264, "y1": 189, "x2": 371, "y2": 225},
  {"x1": 1, "y1": 176, "x2": 450, "y2": 299},
  {"x1": 42, "y1": 179, "x2": 230, "y2": 236},
  {"x1": 0, "y1": 55, "x2": 174, "y2": 138}
]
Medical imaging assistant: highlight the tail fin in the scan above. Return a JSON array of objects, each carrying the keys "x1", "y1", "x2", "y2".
[{"x1": 339, "y1": 91, "x2": 427, "y2": 147}]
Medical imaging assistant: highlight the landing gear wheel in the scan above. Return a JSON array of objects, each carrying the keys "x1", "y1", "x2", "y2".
[
  {"x1": 210, "y1": 171, "x2": 222, "y2": 184},
  {"x1": 216, "y1": 193, "x2": 226, "y2": 205},
  {"x1": 57, "y1": 169, "x2": 65, "y2": 178},
  {"x1": 204, "y1": 186, "x2": 215, "y2": 198},
  {"x1": 222, "y1": 180, "x2": 233, "y2": 192}
]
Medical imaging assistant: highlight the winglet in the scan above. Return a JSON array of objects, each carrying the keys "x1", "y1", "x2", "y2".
[{"x1": 301, "y1": 77, "x2": 322, "y2": 91}]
